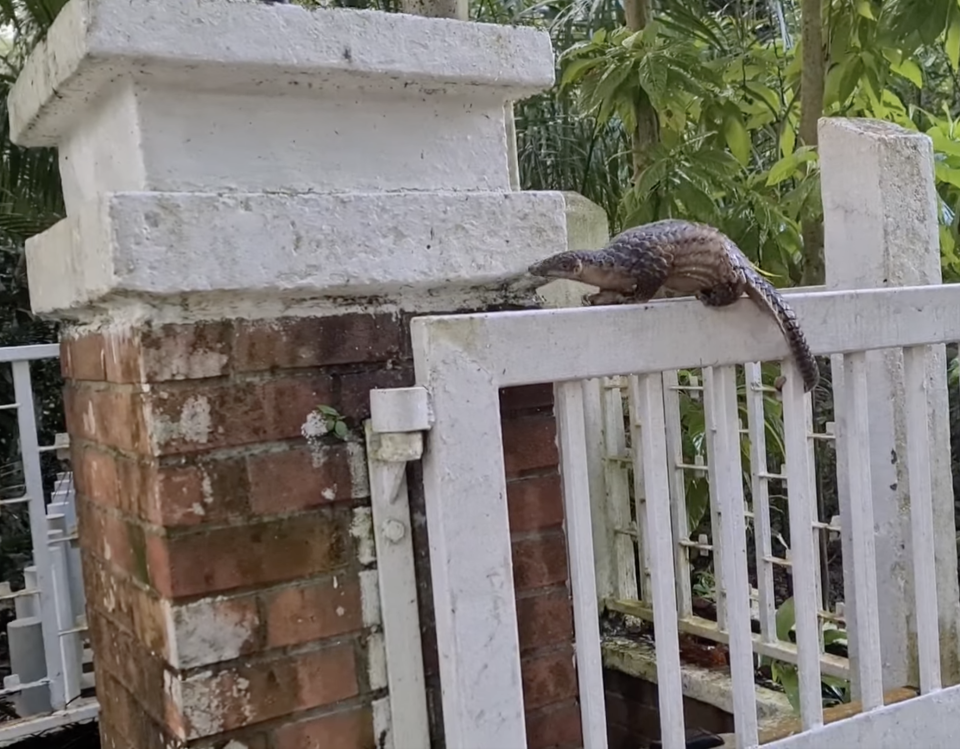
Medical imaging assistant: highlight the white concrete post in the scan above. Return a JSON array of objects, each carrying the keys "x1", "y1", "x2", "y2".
[
  {"x1": 401, "y1": 0, "x2": 469, "y2": 19},
  {"x1": 820, "y1": 117, "x2": 960, "y2": 691},
  {"x1": 9, "y1": 0, "x2": 608, "y2": 744}
]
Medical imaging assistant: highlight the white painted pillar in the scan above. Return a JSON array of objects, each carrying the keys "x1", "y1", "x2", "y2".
[{"x1": 820, "y1": 117, "x2": 960, "y2": 691}]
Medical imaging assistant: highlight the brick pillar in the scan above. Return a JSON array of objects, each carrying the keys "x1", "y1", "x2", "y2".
[
  {"x1": 10, "y1": 1, "x2": 607, "y2": 746},
  {"x1": 63, "y1": 315, "x2": 405, "y2": 747}
]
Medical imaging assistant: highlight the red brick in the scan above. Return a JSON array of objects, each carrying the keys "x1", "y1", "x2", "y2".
[
  {"x1": 180, "y1": 644, "x2": 358, "y2": 736},
  {"x1": 507, "y1": 474, "x2": 564, "y2": 533},
  {"x1": 148, "y1": 456, "x2": 250, "y2": 527},
  {"x1": 76, "y1": 447, "x2": 254, "y2": 528},
  {"x1": 87, "y1": 609, "x2": 169, "y2": 725},
  {"x1": 521, "y1": 647, "x2": 578, "y2": 711},
  {"x1": 512, "y1": 532, "x2": 569, "y2": 590},
  {"x1": 145, "y1": 374, "x2": 335, "y2": 455},
  {"x1": 273, "y1": 706, "x2": 376, "y2": 749},
  {"x1": 337, "y1": 367, "x2": 413, "y2": 422},
  {"x1": 516, "y1": 588, "x2": 573, "y2": 653},
  {"x1": 82, "y1": 553, "x2": 168, "y2": 657},
  {"x1": 502, "y1": 414, "x2": 558, "y2": 478},
  {"x1": 97, "y1": 322, "x2": 234, "y2": 383},
  {"x1": 77, "y1": 498, "x2": 150, "y2": 584},
  {"x1": 247, "y1": 445, "x2": 359, "y2": 515},
  {"x1": 526, "y1": 700, "x2": 583, "y2": 749},
  {"x1": 138, "y1": 322, "x2": 233, "y2": 381},
  {"x1": 61, "y1": 333, "x2": 106, "y2": 381},
  {"x1": 96, "y1": 670, "x2": 175, "y2": 749},
  {"x1": 146, "y1": 510, "x2": 350, "y2": 598},
  {"x1": 265, "y1": 576, "x2": 363, "y2": 648},
  {"x1": 500, "y1": 384, "x2": 554, "y2": 414},
  {"x1": 234, "y1": 314, "x2": 404, "y2": 372},
  {"x1": 74, "y1": 444, "x2": 123, "y2": 512},
  {"x1": 65, "y1": 384, "x2": 150, "y2": 454}
]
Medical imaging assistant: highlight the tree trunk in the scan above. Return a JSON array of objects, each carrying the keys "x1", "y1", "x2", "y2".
[
  {"x1": 400, "y1": 0, "x2": 468, "y2": 19},
  {"x1": 799, "y1": 0, "x2": 825, "y2": 286},
  {"x1": 623, "y1": 0, "x2": 659, "y2": 181}
]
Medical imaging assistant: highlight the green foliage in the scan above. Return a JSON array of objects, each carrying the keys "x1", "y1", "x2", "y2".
[
  {"x1": 551, "y1": 0, "x2": 960, "y2": 281},
  {"x1": 314, "y1": 404, "x2": 350, "y2": 441},
  {"x1": 761, "y1": 596, "x2": 851, "y2": 711}
]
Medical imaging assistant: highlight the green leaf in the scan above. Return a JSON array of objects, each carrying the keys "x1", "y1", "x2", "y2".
[
  {"x1": 778, "y1": 666, "x2": 801, "y2": 714},
  {"x1": 838, "y1": 55, "x2": 865, "y2": 104},
  {"x1": 947, "y1": 3, "x2": 960, "y2": 71},
  {"x1": 935, "y1": 162, "x2": 960, "y2": 190},
  {"x1": 316, "y1": 405, "x2": 340, "y2": 417},
  {"x1": 775, "y1": 597, "x2": 796, "y2": 642},
  {"x1": 722, "y1": 110, "x2": 751, "y2": 167},
  {"x1": 823, "y1": 628, "x2": 848, "y2": 647},
  {"x1": 780, "y1": 119, "x2": 797, "y2": 159},
  {"x1": 560, "y1": 57, "x2": 604, "y2": 88},
  {"x1": 856, "y1": 0, "x2": 876, "y2": 19},
  {"x1": 890, "y1": 58, "x2": 924, "y2": 88},
  {"x1": 333, "y1": 420, "x2": 349, "y2": 440},
  {"x1": 766, "y1": 147, "x2": 818, "y2": 186}
]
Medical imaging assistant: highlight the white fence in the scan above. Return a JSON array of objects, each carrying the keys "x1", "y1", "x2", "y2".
[
  {"x1": 370, "y1": 280, "x2": 960, "y2": 749},
  {"x1": 0, "y1": 344, "x2": 96, "y2": 744},
  {"x1": 590, "y1": 363, "x2": 852, "y2": 683}
]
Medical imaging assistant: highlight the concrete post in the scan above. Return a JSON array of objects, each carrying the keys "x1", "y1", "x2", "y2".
[
  {"x1": 9, "y1": 1, "x2": 606, "y2": 745},
  {"x1": 401, "y1": 0, "x2": 469, "y2": 19},
  {"x1": 820, "y1": 117, "x2": 960, "y2": 692}
]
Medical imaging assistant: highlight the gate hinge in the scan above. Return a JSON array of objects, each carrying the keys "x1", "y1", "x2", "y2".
[{"x1": 369, "y1": 386, "x2": 433, "y2": 463}]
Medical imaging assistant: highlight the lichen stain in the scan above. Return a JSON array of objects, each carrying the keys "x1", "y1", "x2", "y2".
[
  {"x1": 350, "y1": 507, "x2": 376, "y2": 565},
  {"x1": 153, "y1": 394, "x2": 213, "y2": 447},
  {"x1": 174, "y1": 597, "x2": 259, "y2": 669}
]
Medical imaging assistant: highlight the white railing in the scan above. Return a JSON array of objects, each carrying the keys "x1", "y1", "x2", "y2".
[
  {"x1": 590, "y1": 365, "x2": 852, "y2": 683},
  {"x1": 390, "y1": 280, "x2": 960, "y2": 749},
  {"x1": 0, "y1": 344, "x2": 97, "y2": 744}
]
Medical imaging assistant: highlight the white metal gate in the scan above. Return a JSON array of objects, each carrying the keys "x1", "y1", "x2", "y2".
[
  {"x1": 370, "y1": 281, "x2": 960, "y2": 749},
  {"x1": 0, "y1": 345, "x2": 96, "y2": 745}
]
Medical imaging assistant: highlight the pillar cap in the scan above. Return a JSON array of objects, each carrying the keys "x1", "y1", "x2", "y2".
[{"x1": 9, "y1": 0, "x2": 555, "y2": 149}]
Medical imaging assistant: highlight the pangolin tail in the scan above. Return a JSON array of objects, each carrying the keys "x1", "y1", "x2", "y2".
[{"x1": 743, "y1": 270, "x2": 820, "y2": 393}]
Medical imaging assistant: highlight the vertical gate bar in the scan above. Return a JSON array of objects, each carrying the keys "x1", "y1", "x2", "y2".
[
  {"x1": 744, "y1": 362, "x2": 777, "y2": 643},
  {"x1": 805, "y1": 382, "x2": 825, "y2": 634},
  {"x1": 415, "y1": 356, "x2": 526, "y2": 748},
  {"x1": 702, "y1": 367, "x2": 727, "y2": 630},
  {"x1": 12, "y1": 360, "x2": 66, "y2": 710},
  {"x1": 583, "y1": 378, "x2": 615, "y2": 602},
  {"x1": 840, "y1": 352, "x2": 884, "y2": 710},
  {"x1": 48, "y1": 527, "x2": 82, "y2": 703},
  {"x1": 704, "y1": 365, "x2": 759, "y2": 747},
  {"x1": 830, "y1": 352, "x2": 861, "y2": 701},
  {"x1": 780, "y1": 359, "x2": 824, "y2": 731},
  {"x1": 903, "y1": 345, "x2": 943, "y2": 694},
  {"x1": 555, "y1": 381, "x2": 608, "y2": 749},
  {"x1": 365, "y1": 425, "x2": 431, "y2": 748},
  {"x1": 602, "y1": 377, "x2": 638, "y2": 600},
  {"x1": 661, "y1": 369, "x2": 693, "y2": 619},
  {"x1": 632, "y1": 373, "x2": 685, "y2": 749},
  {"x1": 627, "y1": 376, "x2": 651, "y2": 602}
]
